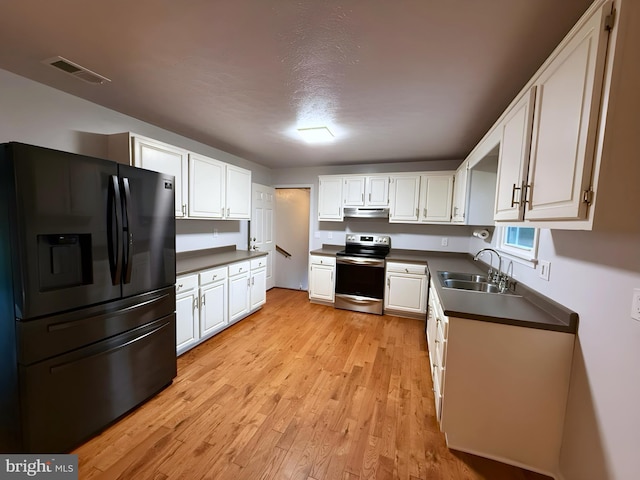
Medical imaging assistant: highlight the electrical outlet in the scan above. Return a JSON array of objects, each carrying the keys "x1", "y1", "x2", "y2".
[
  {"x1": 327, "y1": 232, "x2": 333, "y2": 239},
  {"x1": 631, "y1": 289, "x2": 640, "y2": 322},
  {"x1": 538, "y1": 260, "x2": 551, "y2": 281},
  {"x1": 441, "y1": 237, "x2": 448, "y2": 247}
]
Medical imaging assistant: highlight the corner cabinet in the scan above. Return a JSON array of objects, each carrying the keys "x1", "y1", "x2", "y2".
[
  {"x1": 427, "y1": 281, "x2": 575, "y2": 475},
  {"x1": 107, "y1": 133, "x2": 251, "y2": 220},
  {"x1": 384, "y1": 262, "x2": 427, "y2": 318},
  {"x1": 451, "y1": 161, "x2": 468, "y2": 223},
  {"x1": 308, "y1": 255, "x2": 336, "y2": 304}
]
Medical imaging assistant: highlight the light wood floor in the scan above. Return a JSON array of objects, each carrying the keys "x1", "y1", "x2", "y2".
[{"x1": 74, "y1": 288, "x2": 551, "y2": 480}]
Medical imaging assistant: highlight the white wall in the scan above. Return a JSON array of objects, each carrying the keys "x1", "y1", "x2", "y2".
[
  {"x1": 470, "y1": 229, "x2": 640, "y2": 480},
  {"x1": 0, "y1": 68, "x2": 270, "y2": 252}
]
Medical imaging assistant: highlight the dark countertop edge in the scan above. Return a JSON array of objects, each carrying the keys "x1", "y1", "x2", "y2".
[
  {"x1": 307, "y1": 246, "x2": 578, "y2": 334},
  {"x1": 177, "y1": 246, "x2": 268, "y2": 276}
]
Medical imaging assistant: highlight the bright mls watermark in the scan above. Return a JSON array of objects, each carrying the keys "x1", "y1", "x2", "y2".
[{"x1": 1, "y1": 455, "x2": 77, "y2": 479}]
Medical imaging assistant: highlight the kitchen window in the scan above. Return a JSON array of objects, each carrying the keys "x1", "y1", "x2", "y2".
[{"x1": 497, "y1": 226, "x2": 539, "y2": 265}]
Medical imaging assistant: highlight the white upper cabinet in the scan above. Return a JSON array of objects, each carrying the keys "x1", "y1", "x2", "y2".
[
  {"x1": 451, "y1": 162, "x2": 469, "y2": 223},
  {"x1": 420, "y1": 173, "x2": 454, "y2": 223},
  {"x1": 318, "y1": 176, "x2": 344, "y2": 221},
  {"x1": 491, "y1": 1, "x2": 615, "y2": 226},
  {"x1": 188, "y1": 153, "x2": 225, "y2": 219},
  {"x1": 226, "y1": 164, "x2": 252, "y2": 220},
  {"x1": 343, "y1": 175, "x2": 390, "y2": 207},
  {"x1": 494, "y1": 89, "x2": 536, "y2": 221},
  {"x1": 525, "y1": 5, "x2": 610, "y2": 221},
  {"x1": 389, "y1": 175, "x2": 421, "y2": 223},
  {"x1": 131, "y1": 135, "x2": 189, "y2": 218},
  {"x1": 107, "y1": 133, "x2": 251, "y2": 221}
]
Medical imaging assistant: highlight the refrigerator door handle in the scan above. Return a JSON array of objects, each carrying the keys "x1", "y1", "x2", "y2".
[
  {"x1": 108, "y1": 175, "x2": 123, "y2": 285},
  {"x1": 121, "y1": 177, "x2": 134, "y2": 284}
]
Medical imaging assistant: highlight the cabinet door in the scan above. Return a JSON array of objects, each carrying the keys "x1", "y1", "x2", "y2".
[
  {"x1": 189, "y1": 153, "x2": 225, "y2": 219},
  {"x1": 420, "y1": 174, "x2": 454, "y2": 222},
  {"x1": 452, "y1": 162, "x2": 469, "y2": 223},
  {"x1": 343, "y1": 176, "x2": 366, "y2": 206},
  {"x1": 366, "y1": 176, "x2": 390, "y2": 206},
  {"x1": 494, "y1": 89, "x2": 536, "y2": 221},
  {"x1": 176, "y1": 291, "x2": 198, "y2": 354},
  {"x1": 309, "y1": 264, "x2": 335, "y2": 302},
  {"x1": 318, "y1": 176, "x2": 343, "y2": 221},
  {"x1": 132, "y1": 137, "x2": 188, "y2": 218},
  {"x1": 389, "y1": 175, "x2": 420, "y2": 223},
  {"x1": 250, "y1": 268, "x2": 267, "y2": 310},
  {"x1": 228, "y1": 272, "x2": 250, "y2": 322},
  {"x1": 526, "y1": 4, "x2": 610, "y2": 221},
  {"x1": 384, "y1": 272, "x2": 427, "y2": 313},
  {"x1": 200, "y1": 282, "x2": 227, "y2": 338},
  {"x1": 226, "y1": 165, "x2": 252, "y2": 219}
]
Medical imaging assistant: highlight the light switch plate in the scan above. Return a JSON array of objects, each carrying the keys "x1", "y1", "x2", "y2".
[
  {"x1": 441, "y1": 237, "x2": 448, "y2": 247},
  {"x1": 538, "y1": 260, "x2": 551, "y2": 281},
  {"x1": 632, "y1": 289, "x2": 640, "y2": 322}
]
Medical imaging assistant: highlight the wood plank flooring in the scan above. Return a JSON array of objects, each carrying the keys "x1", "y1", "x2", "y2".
[{"x1": 73, "y1": 288, "x2": 552, "y2": 480}]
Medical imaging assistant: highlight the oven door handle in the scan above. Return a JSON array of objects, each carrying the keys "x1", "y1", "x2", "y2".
[{"x1": 336, "y1": 257, "x2": 385, "y2": 267}]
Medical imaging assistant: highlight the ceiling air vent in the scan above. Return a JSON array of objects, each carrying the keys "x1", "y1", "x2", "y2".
[{"x1": 43, "y1": 56, "x2": 111, "y2": 85}]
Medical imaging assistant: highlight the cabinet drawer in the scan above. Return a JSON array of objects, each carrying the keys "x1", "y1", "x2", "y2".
[
  {"x1": 386, "y1": 262, "x2": 426, "y2": 275},
  {"x1": 176, "y1": 274, "x2": 198, "y2": 294},
  {"x1": 251, "y1": 256, "x2": 267, "y2": 270},
  {"x1": 228, "y1": 261, "x2": 250, "y2": 277},
  {"x1": 199, "y1": 266, "x2": 227, "y2": 286},
  {"x1": 309, "y1": 255, "x2": 336, "y2": 267}
]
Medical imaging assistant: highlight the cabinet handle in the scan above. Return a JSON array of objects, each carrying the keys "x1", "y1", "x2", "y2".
[
  {"x1": 193, "y1": 297, "x2": 198, "y2": 311},
  {"x1": 182, "y1": 204, "x2": 187, "y2": 216},
  {"x1": 415, "y1": 208, "x2": 419, "y2": 217},
  {"x1": 510, "y1": 183, "x2": 521, "y2": 207},
  {"x1": 522, "y1": 182, "x2": 531, "y2": 205},
  {"x1": 405, "y1": 268, "x2": 409, "y2": 273},
  {"x1": 227, "y1": 207, "x2": 230, "y2": 216},
  {"x1": 423, "y1": 208, "x2": 427, "y2": 218},
  {"x1": 331, "y1": 272, "x2": 333, "y2": 281},
  {"x1": 387, "y1": 278, "x2": 390, "y2": 287},
  {"x1": 177, "y1": 283, "x2": 183, "y2": 289},
  {"x1": 453, "y1": 206, "x2": 458, "y2": 215},
  {"x1": 247, "y1": 278, "x2": 251, "y2": 286},
  {"x1": 201, "y1": 295, "x2": 206, "y2": 307},
  {"x1": 252, "y1": 277, "x2": 255, "y2": 286},
  {"x1": 368, "y1": 193, "x2": 371, "y2": 202}
]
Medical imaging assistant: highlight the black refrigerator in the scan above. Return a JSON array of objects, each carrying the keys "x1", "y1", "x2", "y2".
[{"x1": 0, "y1": 142, "x2": 177, "y2": 453}]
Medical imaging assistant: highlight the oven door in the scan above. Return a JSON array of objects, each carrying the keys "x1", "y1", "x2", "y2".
[{"x1": 335, "y1": 256, "x2": 385, "y2": 314}]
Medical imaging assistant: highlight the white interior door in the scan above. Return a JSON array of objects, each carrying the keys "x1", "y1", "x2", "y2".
[{"x1": 251, "y1": 183, "x2": 275, "y2": 290}]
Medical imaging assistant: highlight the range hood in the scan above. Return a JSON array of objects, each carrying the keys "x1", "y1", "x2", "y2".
[{"x1": 343, "y1": 207, "x2": 390, "y2": 219}]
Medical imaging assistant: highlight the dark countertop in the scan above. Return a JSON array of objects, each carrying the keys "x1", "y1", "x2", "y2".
[
  {"x1": 177, "y1": 246, "x2": 267, "y2": 276},
  {"x1": 308, "y1": 246, "x2": 577, "y2": 334}
]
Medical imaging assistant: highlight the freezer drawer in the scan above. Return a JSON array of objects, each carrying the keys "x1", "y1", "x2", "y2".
[{"x1": 18, "y1": 314, "x2": 176, "y2": 453}]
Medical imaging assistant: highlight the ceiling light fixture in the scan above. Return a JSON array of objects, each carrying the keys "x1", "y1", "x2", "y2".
[{"x1": 297, "y1": 126, "x2": 335, "y2": 143}]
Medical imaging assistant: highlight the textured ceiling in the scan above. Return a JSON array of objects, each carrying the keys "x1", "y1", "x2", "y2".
[{"x1": 0, "y1": 0, "x2": 594, "y2": 168}]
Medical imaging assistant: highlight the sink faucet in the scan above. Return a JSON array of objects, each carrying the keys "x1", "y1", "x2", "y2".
[{"x1": 473, "y1": 248, "x2": 502, "y2": 283}]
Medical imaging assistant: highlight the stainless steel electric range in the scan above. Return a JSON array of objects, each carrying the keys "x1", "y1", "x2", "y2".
[{"x1": 334, "y1": 234, "x2": 391, "y2": 315}]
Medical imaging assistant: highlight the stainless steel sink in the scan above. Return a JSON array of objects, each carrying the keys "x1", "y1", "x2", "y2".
[
  {"x1": 441, "y1": 279, "x2": 502, "y2": 293},
  {"x1": 438, "y1": 271, "x2": 489, "y2": 283},
  {"x1": 437, "y1": 271, "x2": 518, "y2": 295}
]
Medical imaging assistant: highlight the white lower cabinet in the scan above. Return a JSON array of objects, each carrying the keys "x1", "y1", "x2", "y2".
[
  {"x1": 228, "y1": 261, "x2": 251, "y2": 323},
  {"x1": 176, "y1": 256, "x2": 267, "y2": 356},
  {"x1": 175, "y1": 274, "x2": 199, "y2": 355},
  {"x1": 427, "y1": 280, "x2": 575, "y2": 476},
  {"x1": 384, "y1": 262, "x2": 427, "y2": 317},
  {"x1": 308, "y1": 255, "x2": 336, "y2": 304}
]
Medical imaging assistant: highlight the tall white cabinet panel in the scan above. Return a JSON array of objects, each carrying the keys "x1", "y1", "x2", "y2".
[
  {"x1": 132, "y1": 136, "x2": 189, "y2": 218},
  {"x1": 228, "y1": 262, "x2": 251, "y2": 323},
  {"x1": 226, "y1": 165, "x2": 252, "y2": 219},
  {"x1": 494, "y1": 89, "x2": 536, "y2": 221},
  {"x1": 525, "y1": 5, "x2": 610, "y2": 221},
  {"x1": 318, "y1": 176, "x2": 344, "y2": 221},
  {"x1": 420, "y1": 174, "x2": 454, "y2": 222},
  {"x1": 176, "y1": 274, "x2": 199, "y2": 355},
  {"x1": 451, "y1": 161, "x2": 469, "y2": 223},
  {"x1": 188, "y1": 153, "x2": 225, "y2": 219},
  {"x1": 389, "y1": 175, "x2": 421, "y2": 222}
]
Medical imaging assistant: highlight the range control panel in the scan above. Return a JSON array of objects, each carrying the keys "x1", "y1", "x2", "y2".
[{"x1": 345, "y1": 234, "x2": 390, "y2": 247}]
